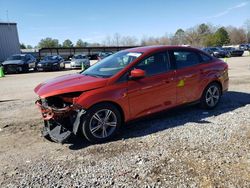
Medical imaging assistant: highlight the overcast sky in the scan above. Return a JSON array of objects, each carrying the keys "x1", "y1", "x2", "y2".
[{"x1": 0, "y1": 0, "x2": 249, "y2": 46}]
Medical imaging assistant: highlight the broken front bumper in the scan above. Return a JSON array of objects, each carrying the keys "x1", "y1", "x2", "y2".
[{"x1": 35, "y1": 99, "x2": 86, "y2": 143}]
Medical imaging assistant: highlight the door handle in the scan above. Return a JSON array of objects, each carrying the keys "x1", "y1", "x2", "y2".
[
  {"x1": 184, "y1": 74, "x2": 193, "y2": 78},
  {"x1": 163, "y1": 78, "x2": 174, "y2": 84},
  {"x1": 141, "y1": 85, "x2": 153, "y2": 90},
  {"x1": 163, "y1": 80, "x2": 170, "y2": 84}
]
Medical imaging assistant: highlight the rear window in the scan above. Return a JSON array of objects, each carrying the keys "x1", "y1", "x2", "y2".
[
  {"x1": 200, "y1": 53, "x2": 212, "y2": 62},
  {"x1": 173, "y1": 51, "x2": 200, "y2": 68}
]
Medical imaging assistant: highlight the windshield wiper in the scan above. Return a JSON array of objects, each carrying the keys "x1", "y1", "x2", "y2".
[{"x1": 83, "y1": 73, "x2": 107, "y2": 78}]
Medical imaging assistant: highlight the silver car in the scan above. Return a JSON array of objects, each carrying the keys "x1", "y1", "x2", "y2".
[{"x1": 70, "y1": 54, "x2": 90, "y2": 69}]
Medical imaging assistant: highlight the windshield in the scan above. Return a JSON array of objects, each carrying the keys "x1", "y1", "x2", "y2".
[
  {"x1": 44, "y1": 56, "x2": 58, "y2": 60},
  {"x1": 73, "y1": 55, "x2": 86, "y2": 59},
  {"x1": 7, "y1": 55, "x2": 25, "y2": 61},
  {"x1": 82, "y1": 51, "x2": 142, "y2": 78},
  {"x1": 210, "y1": 48, "x2": 219, "y2": 51}
]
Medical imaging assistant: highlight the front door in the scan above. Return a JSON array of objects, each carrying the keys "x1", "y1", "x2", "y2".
[{"x1": 127, "y1": 51, "x2": 176, "y2": 119}]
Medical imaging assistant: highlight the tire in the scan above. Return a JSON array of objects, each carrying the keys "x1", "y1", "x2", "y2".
[
  {"x1": 81, "y1": 103, "x2": 122, "y2": 143},
  {"x1": 23, "y1": 64, "x2": 29, "y2": 73},
  {"x1": 200, "y1": 82, "x2": 221, "y2": 109}
]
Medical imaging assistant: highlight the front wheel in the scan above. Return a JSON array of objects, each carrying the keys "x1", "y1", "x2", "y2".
[
  {"x1": 81, "y1": 103, "x2": 122, "y2": 143},
  {"x1": 200, "y1": 83, "x2": 221, "y2": 109}
]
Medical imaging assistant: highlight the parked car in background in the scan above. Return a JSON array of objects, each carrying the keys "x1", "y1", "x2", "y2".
[
  {"x1": 2, "y1": 54, "x2": 36, "y2": 73},
  {"x1": 97, "y1": 52, "x2": 113, "y2": 61},
  {"x1": 88, "y1": 54, "x2": 100, "y2": 65},
  {"x1": 70, "y1": 54, "x2": 90, "y2": 69},
  {"x1": 37, "y1": 55, "x2": 65, "y2": 71},
  {"x1": 239, "y1": 44, "x2": 250, "y2": 51},
  {"x1": 202, "y1": 47, "x2": 227, "y2": 58},
  {"x1": 222, "y1": 47, "x2": 244, "y2": 57},
  {"x1": 34, "y1": 46, "x2": 229, "y2": 143}
]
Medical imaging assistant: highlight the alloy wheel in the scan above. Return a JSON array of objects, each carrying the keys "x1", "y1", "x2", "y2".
[
  {"x1": 89, "y1": 109, "x2": 117, "y2": 139},
  {"x1": 205, "y1": 85, "x2": 220, "y2": 107}
]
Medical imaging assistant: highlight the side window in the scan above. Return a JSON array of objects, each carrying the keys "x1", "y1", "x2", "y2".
[
  {"x1": 26, "y1": 55, "x2": 31, "y2": 61},
  {"x1": 173, "y1": 50, "x2": 201, "y2": 69},
  {"x1": 200, "y1": 53, "x2": 212, "y2": 63},
  {"x1": 29, "y1": 55, "x2": 34, "y2": 60},
  {"x1": 135, "y1": 52, "x2": 169, "y2": 76}
]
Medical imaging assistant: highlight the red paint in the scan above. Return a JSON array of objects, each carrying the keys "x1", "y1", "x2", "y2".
[
  {"x1": 130, "y1": 69, "x2": 145, "y2": 79},
  {"x1": 35, "y1": 46, "x2": 229, "y2": 122}
]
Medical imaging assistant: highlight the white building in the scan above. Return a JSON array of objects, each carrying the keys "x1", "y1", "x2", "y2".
[{"x1": 0, "y1": 22, "x2": 20, "y2": 62}]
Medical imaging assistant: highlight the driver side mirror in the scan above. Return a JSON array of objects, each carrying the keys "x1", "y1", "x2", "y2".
[{"x1": 130, "y1": 69, "x2": 145, "y2": 80}]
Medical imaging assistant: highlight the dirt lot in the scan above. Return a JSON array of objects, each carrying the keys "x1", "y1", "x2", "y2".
[{"x1": 0, "y1": 56, "x2": 250, "y2": 187}]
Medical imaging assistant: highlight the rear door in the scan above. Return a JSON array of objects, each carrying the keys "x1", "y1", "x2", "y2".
[
  {"x1": 127, "y1": 51, "x2": 176, "y2": 118},
  {"x1": 169, "y1": 49, "x2": 202, "y2": 104}
]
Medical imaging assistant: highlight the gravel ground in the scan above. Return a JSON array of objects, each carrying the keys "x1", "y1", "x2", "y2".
[{"x1": 0, "y1": 56, "x2": 250, "y2": 187}]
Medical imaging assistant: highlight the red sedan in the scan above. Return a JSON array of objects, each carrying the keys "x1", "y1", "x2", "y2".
[{"x1": 34, "y1": 46, "x2": 229, "y2": 143}]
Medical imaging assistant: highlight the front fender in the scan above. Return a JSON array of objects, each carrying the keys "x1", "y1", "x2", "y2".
[{"x1": 75, "y1": 82, "x2": 130, "y2": 122}]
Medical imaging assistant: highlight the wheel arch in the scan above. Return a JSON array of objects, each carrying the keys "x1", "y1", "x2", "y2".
[
  {"x1": 87, "y1": 101, "x2": 125, "y2": 124},
  {"x1": 200, "y1": 80, "x2": 223, "y2": 100},
  {"x1": 206, "y1": 80, "x2": 223, "y2": 95}
]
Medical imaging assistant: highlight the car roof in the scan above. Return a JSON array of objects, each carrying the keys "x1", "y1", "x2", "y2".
[
  {"x1": 13, "y1": 54, "x2": 26, "y2": 56},
  {"x1": 125, "y1": 45, "x2": 200, "y2": 53}
]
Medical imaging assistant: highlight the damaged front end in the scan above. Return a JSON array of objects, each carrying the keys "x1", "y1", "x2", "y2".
[{"x1": 35, "y1": 94, "x2": 86, "y2": 143}]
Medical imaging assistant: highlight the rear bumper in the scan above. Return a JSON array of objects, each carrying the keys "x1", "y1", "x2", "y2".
[
  {"x1": 36, "y1": 65, "x2": 55, "y2": 71},
  {"x1": 231, "y1": 52, "x2": 244, "y2": 56},
  {"x1": 70, "y1": 63, "x2": 90, "y2": 69},
  {"x1": 222, "y1": 77, "x2": 229, "y2": 94},
  {"x1": 71, "y1": 64, "x2": 81, "y2": 68}
]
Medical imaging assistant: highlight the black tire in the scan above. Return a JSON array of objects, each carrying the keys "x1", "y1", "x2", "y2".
[
  {"x1": 23, "y1": 64, "x2": 29, "y2": 73},
  {"x1": 200, "y1": 82, "x2": 221, "y2": 109},
  {"x1": 81, "y1": 103, "x2": 122, "y2": 143}
]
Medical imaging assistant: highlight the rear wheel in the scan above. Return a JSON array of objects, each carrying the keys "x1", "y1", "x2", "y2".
[
  {"x1": 201, "y1": 83, "x2": 221, "y2": 109},
  {"x1": 81, "y1": 103, "x2": 121, "y2": 143}
]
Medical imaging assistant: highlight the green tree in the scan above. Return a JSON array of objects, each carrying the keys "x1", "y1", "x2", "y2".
[
  {"x1": 26, "y1": 45, "x2": 33, "y2": 49},
  {"x1": 198, "y1": 23, "x2": 213, "y2": 46},
  {"x1": 204, "y1": 34, "x2": 216, "y2": 47},
  {"x1": 38, "y1": 38, "x2": 60, "y2": 48},
  {"x1": 174, "y1": 29, "x2": 185, "y2": 45},
  {"x1": 75, "y1": 39, "x2": 88, "y2": 47},
  {"x1": 213, "y1": 27, "x2": 230, "y2": 46},
  {"x1": 62, "y1": 39, "x2": 73, "y2": 47},
  {"x1": 244, "y1": 19, "x2": 250, "y2": 43},
  {"x1": 20, "y1": 43, "x2": 26, "y2": 49},
  {"x1": 198, "y1": 23, "x2": 210, "y2": 35}
]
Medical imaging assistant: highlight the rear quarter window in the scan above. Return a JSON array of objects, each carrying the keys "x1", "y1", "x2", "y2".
[
  {"x1": 199, "y1": 53, "x2": 212, "y2": 63},
  {"x1": 173, "y1": 51, "x2": 201, "y2": 69}
]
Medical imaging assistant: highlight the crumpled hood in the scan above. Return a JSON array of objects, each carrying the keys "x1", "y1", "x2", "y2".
[
  {"x1": 2, "y1": 60, "x2": 24, "y2": 65},
  {"x1": 34, "y1": 73, "x2": 108, "y2": 98}
]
